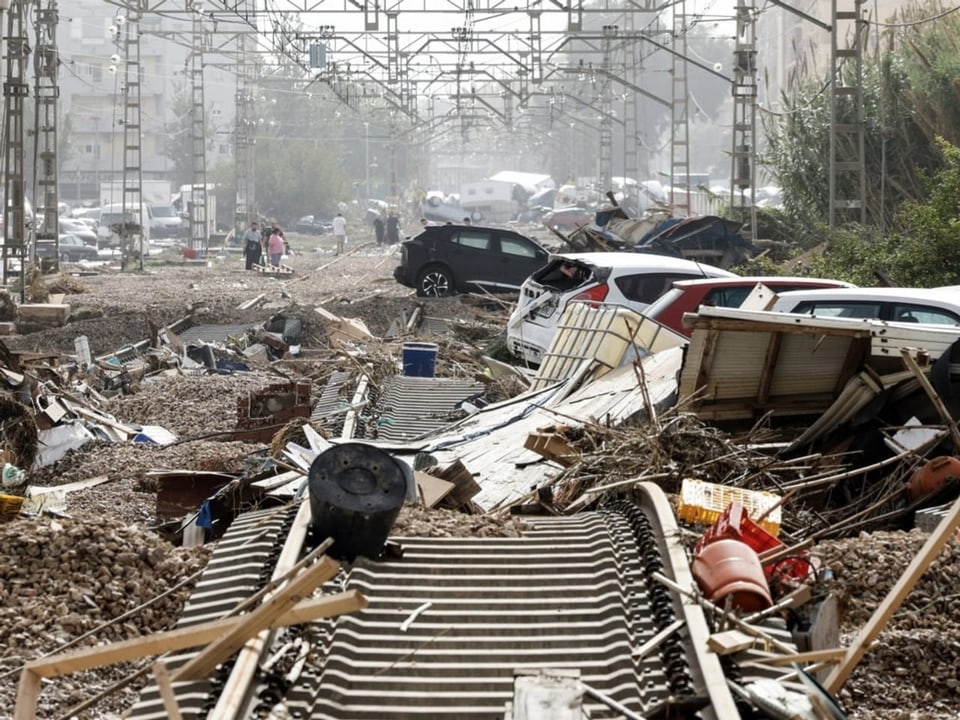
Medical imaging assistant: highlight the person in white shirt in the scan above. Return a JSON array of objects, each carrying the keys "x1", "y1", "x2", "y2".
[{"x1": 332, "y1": 212, "x2": 347, "y2": 255}]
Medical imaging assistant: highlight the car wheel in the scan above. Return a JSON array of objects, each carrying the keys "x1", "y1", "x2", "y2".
[
  {"x1": 416, "y1": 265, "x2": 454, "y2": 297},
  {"x1": 59, "y1": 252, "x2": 69, "y2": 262}
]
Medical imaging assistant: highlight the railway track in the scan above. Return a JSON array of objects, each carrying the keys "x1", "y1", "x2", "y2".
[{"x1": 128, "y1": 483, "x2": 784, "y2": 719}]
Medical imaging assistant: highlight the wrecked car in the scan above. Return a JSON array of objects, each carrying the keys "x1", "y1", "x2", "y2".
[{"x1": 506, "y1": 252, "x2": 734, "y2": 365}]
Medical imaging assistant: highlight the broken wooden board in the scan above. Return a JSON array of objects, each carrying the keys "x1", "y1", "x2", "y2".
[
  {"x1": 523, "y1": 429, "x2": 580, "y2": 467},
  {"x1": 433, "y1": 459, "x2": 481, "y2": 508},
  {"x1": 252, "y1": 263, "x2": 294, "y2": 276},
  {"x1": 414, "y1": 470, "x2": 456, "y2": 508},
  {"x1": 18, "y1": 303, "x2": 70, "y2": 326},
  {"x1": 314, "y1": 306, "x2": 374, "y2": 343},
  {"x1": 14, "y1": 589, "x2": 367, "y2": 720},
  {"x1": 707, "y1": 629, "x2": 756, "y2": 656}
]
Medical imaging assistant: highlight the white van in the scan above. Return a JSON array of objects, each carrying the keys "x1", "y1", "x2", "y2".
[{"x1": 98, "y1": 203, "x2": 151, "y2": 248}]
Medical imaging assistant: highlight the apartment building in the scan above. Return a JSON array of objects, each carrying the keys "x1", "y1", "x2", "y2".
[{"x1": 57, "y1": 1, "x2": 234, "y2": 206}]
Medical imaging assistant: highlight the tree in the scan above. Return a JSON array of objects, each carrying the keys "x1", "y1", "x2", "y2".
[
  {"x1": 160, "y1": 85, "x2": 195, "y2": 188},
  {"x1": 801, "y1": 138, "x2": 960, "y2": 287},
  {"x1": 763, "y1": 0, "x2": 960, "y2": 239},
  {"x1": 250, "y1": 72, "x2": 352, "y2": 224}
]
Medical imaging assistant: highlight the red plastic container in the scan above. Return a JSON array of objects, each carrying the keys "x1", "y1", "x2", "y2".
[
  {"x1": 907, "y1": 456, "x2": 960, "y2": 503},
  {"x1": 694, "y1": 500, "x2": 782, "y2": 555},
  {"x1": 695, "y1": 501, "x2": 814, "y2": 588},
  {"x1": 692, "y1": 538, "x2": 772, "y2": 613}
]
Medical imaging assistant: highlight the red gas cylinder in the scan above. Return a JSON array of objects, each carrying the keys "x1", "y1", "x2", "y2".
[
  {"x1": 907, "y1": 456, "x2": 960, "y2": 503},
  {"x1": 691, "y1": 538, "x2": 772, "y2": 613}
]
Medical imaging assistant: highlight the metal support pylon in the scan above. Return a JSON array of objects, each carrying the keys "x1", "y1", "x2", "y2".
[
  {"x1": 623, "y1": 10, "x2": 640, "y2": 190},
  {"x1": 598, "y1": 25, "x2": 616, "y2": 195},
  {"x1": 121, "y1": 0, "x2": 145, "y2": 271},
  {"x1": 33, "y1": 0, "x2": 59, "y2": 270},
  {"x1": 829, "y1": 0, "x2": 866, "y2": 228},
  {"x1": 234, "y1": 18, "x2": 256, "y2": 234},
  {"x1": 1, "y1": 0, "x2": 29, "y2": 293},
  {"x1": 188, "y1": 0, "x2": 208, "y2": 253},
  {"x1": 730, "y1": 0, "x2": 757, "y2": 241},
  {"x1": 669, "y1": 0, "x2": 691, "y2": 217}
]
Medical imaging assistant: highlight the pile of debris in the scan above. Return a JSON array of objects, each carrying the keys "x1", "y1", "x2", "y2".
[
  {"x1": 4, "y1": 251, "x2": 960, "y2": 718},
  {"x1": 0, "y1": 515, "x2": 211, "y2": 716}
]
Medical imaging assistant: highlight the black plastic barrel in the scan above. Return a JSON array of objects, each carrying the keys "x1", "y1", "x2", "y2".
[{"x1": 308, "y1": 442, "x2": 408, "y2": 561}]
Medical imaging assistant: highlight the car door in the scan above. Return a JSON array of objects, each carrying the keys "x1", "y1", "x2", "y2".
[
  {"x1": 444, "y1": 229, "x2": 497, "y2": 290},
  {"x1": 888, "y1": 302, "x2": 960, "y2": 326},
  {"x1": 492, "y1": 233, "x2": 549, "y2": 291},
  {"x1": 613, "y1": 272, "x2": 707, "y2": 311}
]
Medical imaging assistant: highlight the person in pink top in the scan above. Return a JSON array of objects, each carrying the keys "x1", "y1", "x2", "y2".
[{"x1": 268, "y1": 227, "x2": 285, "y2": 266}]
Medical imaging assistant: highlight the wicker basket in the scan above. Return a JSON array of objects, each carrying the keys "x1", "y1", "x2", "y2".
[{"x1": 0, "y1": 493, "x2": 24, "y2": 521}]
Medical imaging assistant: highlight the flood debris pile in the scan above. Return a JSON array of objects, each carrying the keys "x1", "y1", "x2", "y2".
[
  {"x1": 4, "y1": 253, "x2": 960, "y2": 718},
  {"x1": 815, "y1": 531, "x2": 960, "y2": 714},
  {"x1": 0, "y1": 514, "x2": 210, "y2": 716}
]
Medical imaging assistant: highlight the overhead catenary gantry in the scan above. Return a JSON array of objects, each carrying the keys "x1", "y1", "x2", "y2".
[
  {"x1": 188, "y1": 0, "x2": 209, "y2": 253},
  {"x1": 1, "y1": 0, "x2": 29, "y2": 293},
  {"x1": 119, "y1": 0, "x2": 146, "y2": 271},
  {"x1": 730, "y1": 0, "x2": 757, "y2": 240},
  {"x1": 32, "y1": 0, "x2": 59, "y2": 269}
]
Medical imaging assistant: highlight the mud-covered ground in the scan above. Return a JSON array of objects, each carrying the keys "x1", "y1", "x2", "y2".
[{"x1": 0, "y1": 231, "x2": 956, "y2": 719}]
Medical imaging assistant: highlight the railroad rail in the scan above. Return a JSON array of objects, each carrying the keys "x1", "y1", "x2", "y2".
[{"x1": 128, "y1": 483, "x2": 785, "y2": 719}]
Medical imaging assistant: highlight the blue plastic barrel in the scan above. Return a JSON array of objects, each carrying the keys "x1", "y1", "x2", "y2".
[{"x1": 402, "y1": 342, "x2": 438, "y2": 377}]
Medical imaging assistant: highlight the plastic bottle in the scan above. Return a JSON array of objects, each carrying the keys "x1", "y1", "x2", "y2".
[{"x1": 2, "y1": 463, "x2": 25, "y2": 488}]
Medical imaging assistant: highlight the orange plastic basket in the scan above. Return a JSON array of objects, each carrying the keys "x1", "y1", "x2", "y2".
[
  {"x1": 676, "y1": 478, "x2": 781, "y2": 536},
  {"x1": 0, "y1": 493, "x2": 24, "y2": 522}
]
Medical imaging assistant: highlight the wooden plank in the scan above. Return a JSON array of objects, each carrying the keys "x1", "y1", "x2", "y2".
[
  {"x1": 707, "y1": 629, "x2": 756, "y2": 656},
  {"x1": 755, "y1": 331, "x2": 782, "y2": 406},
  {"x1": 692, "y1": 328, "x2": 719, "y2": 401},
  {"x1": 436, "y1": 459, "x2": 481, "y2": 507},
  {"x1": 632, "y1": 619, "x2": 684, "y2": 659},
  {"x1": 523, "y1": 431, "x2": 579, "y2": 467},
  {"x1": 13, "y1": 670, "x2": 40, "y2": 720},
  {"x1": 170, "y1": 555, "x2": 341, "y2": 682},
  {"x1": 24, "y1": 590, "x2": 363, "y2": 678},
  {"x1": 901, "y1": 350, "x2": 960, "y2": 451},
  {"x1": 237, "y1": 293, "x2": 265, "y2": 310},
  {"x1": 15, "y1": 591, "x2": 366, "y2": 718},
  {"x1": 152, "y1": 662, "x2": 184, "y2": 720},
  {"x1": 749, "y1": 647, "x2": 847, "y2": 667},
  {"x1": 824, "y1": 494, "x2": 960, "y2": 693}
]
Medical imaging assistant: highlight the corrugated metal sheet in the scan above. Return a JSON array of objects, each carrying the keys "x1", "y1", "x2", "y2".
[
  {"x1": 311, "y1": 513, "x2": 652, "y2": 719},
  {"x1": 532, "y1": 303, "x2": 685, "y2": 391},
  {"x1": 677, "y1": 307, "x2": 947, "y2": 420},
  {"x1": 312, "y1": 370, "x2": 354, "y2": 435},
  {"x1": 420, "y1": 315, "x2": 452, "y2": 335},
  {"x1": 417, "y1": 348, "x2": 682, "y2": 509},
  {"x1": 375, "y1": 376, "x2": 485, "y2": 443}
]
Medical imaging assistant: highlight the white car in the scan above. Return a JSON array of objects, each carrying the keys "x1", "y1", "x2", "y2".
[
  {"x1": 506, "y1": 252, "x2": 735, "y2": 365},
  {"x1": 770, "y1": 287, "x2": 960, "y2": 326}
]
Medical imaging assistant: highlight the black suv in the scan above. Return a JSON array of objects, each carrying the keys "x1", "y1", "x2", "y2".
[{"x1": 394, "y1": 224, "x2": 549, "y2": 297}]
